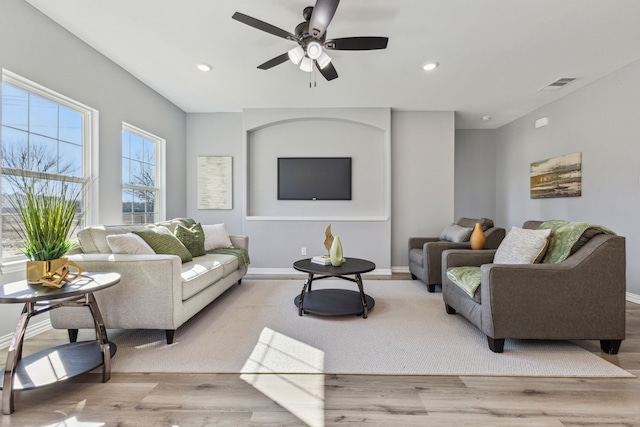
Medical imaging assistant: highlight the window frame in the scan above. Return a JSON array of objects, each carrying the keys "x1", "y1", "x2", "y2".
[
  {"x1": 121, "y1": 122, "x2": 166, "y2": 224},
  {"x1": 1, "y1": 69, "x2": 99, "y2": 271}
]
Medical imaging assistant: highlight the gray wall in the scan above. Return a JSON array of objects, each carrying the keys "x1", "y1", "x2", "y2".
[
  {"x1": 186, "y1": 110, "x2": 456, "y2": 272},
  {"x1": 454, "y1": 130, "x2": 497, "y2": 221},
  {"x1": 0, "y1": 0, "x2": 186, "y2": 337},
  {"x1": 491, "y1": 59, "x2": 640, "y2": 296}
]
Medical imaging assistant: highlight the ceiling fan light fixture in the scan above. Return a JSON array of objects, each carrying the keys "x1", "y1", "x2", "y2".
[
  {"x1": 306, "y1": 41, "x2": 323, "y2": 60},
  {"x1": 288, "y1": 46, "x2": 305, "y2": 65},
  {"x1": 316, "y1": 51, "x2": 332, "y2": 69},
  {"x1": 299, "y1": 56, "x2": 313, "y2": 72}
]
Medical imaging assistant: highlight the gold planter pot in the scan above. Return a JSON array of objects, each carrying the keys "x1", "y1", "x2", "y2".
[{"x1": 26, "y1": 258, "x2": 68, "y2": 284}]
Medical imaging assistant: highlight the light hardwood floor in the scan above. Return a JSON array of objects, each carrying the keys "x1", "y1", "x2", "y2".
[{"x1": 1, "y1": 277, "x2": 639, "y2": 426}]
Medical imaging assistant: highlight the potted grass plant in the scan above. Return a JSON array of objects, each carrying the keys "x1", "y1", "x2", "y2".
[{"x1": 3, "y1": 146, "x2": 88, "y2": 284}]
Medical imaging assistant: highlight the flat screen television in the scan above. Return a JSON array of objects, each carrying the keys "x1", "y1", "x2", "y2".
[{"x1": 278, "y1": 157, "x2": 352, "y2": 200}]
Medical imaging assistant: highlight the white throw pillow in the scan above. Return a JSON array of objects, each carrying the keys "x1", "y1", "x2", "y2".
[
  {"x1": 106, "y1": 233, "x2": 155, "y2": 254},
  {"x1": 493, "y1": 226, "x2": 552, "y2": 264},
  {"x1": 202, "y1": 223, "x2": 234, "y2": 251},
  {"x1": 440, "y1": 224, "x2": 473, "y2": 243}
]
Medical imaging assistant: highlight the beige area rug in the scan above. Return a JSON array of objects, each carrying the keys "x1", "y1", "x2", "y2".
[{"x1": 109, "y1": 279, "x2": 632, "y2": 377}]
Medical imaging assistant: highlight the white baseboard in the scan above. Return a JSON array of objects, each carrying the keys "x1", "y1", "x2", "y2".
[
  {"x1": 0, "y1": 318, "x2": 52, "y2": 350},
  {"x1": 392, "y1": 266, "x2": 410, "y2": 274},
  {"x1": 626, "y1": 292, "x2": 640, "y2": 304}
]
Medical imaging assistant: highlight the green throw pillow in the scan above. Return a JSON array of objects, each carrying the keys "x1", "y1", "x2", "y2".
[
  {"x1": 132, "y1": 227, "x2": 193, "y2": 263},
  {"x1": 175, "y1": 223, "x2": 206, "y2": 257}
]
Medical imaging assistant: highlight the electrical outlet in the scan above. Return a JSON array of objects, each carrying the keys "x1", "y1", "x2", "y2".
[{"x1": 301, "y1": 247, "x2": 307, "y2": 255}]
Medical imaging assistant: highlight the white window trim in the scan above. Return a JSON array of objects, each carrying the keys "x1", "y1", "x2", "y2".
[
  {"x1": 1, "y1": 69, "x2": 99, "y2": 272},
  {"x1": 122, "y1": 122, "x2": 166, "y2": 222}
]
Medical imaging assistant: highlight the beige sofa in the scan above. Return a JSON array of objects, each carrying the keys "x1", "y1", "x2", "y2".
[{"x1": 50, "y1": 219, "x2": 249, "y2": 344}]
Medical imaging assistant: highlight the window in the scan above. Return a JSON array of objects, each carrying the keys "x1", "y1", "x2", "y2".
[
  {"x1": 1, "y1": 70, "x2": 98, "y2": 264},
  {"x1": 121, "y1": 123, "x2": 165, "y2": 224}
]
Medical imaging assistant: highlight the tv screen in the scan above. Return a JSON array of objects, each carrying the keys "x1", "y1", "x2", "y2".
[{"x1": 278, "y1": 157, "x2": 352, "y2": 200}]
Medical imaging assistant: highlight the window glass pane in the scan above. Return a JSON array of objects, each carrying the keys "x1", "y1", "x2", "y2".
[
  {"x1": 59, "y1": 106, "x2": 82, "y2": 144},
  {"x1": 141, "y1": 164, "x2": 155, "y2": 187},
  {"x1": 122, "y1": 189, "x2": 133, "y2": 213},
  {"x1": 122, "y1": 131, "x2": 130, "y2": 159},
  {"x1": 29, "y1": 95, "x2": 58, "y2": 139},
  {"x1": 130, "y1": 160, "x2": 142, "y2": 186},
  {"x1": 2, "y1": 84, "x2": 28, "y2": 131},
  {"x1": 0, "y1": 127, "x2": 29, "y2": 168},
  {"x1": 122, "y1": 158, "x2": 130, "y2": 184},
  {"x1": 144, "y1": 139, "x2": 156, "y2": 164},
  {"x1": 130, "y1": 133, "x2": 144, "y2": 161},
  {"x1": 29, "y1": 134, "x2": 60, "y2": 174},
  {"x1": 59, "y1": 142, "x2": 83, "y2": 177},
  {"x1": 133, "y1": 190, "x2": 146, "y2": 213}
]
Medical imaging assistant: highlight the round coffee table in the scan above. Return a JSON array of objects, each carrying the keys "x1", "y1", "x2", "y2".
[{"x1": 293, "y1": 258, "x2": 376, "y2": 318}]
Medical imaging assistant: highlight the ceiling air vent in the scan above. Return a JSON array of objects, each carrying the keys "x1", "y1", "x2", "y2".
[{"x1": 539, "y1": 77, "x2": 578, "y2": 91}]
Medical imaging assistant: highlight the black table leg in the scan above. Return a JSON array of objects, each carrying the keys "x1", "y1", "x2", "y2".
[
  {"x1": 298, "y1": 273, "x2": 314, "y2": 316},
  {"x1": 2, "y1": 303, "x2": 33, "y2": 415},
  {"x1": 355, "y1": 273, "x2": 368, "y2": 318}
]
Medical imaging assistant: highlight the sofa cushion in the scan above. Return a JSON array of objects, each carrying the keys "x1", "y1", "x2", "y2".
[
  {"x1": 409, "y1": 248, "x2": 424, "y2": 267},
  {"x1": 78, "y1": 225, "x2": 148, "y2": 254},
  {"x1": 133, "y1": 227, "x2": 193, "y2": 263},
  {"x1": 446, "y1": 266, "x2": 481, "y2": 299},
  {"x1": 175, "y1": 223, "x2": 206, "y2": 257},
  {"x1": 106, "y1": 233, "x2": 155, "y2": 255},
  {"x1": 440, "y1": 224, "x2": 473, "y2": 243},
  {"x1": 203, "y1": 223, "x2": 234, "y2": 250},
  {"x1": 181, "y1": 256, "x2": 225, "y2": 300},
  {"x1": 494, "y1": 226, "x2": 551, "y2": 264}
]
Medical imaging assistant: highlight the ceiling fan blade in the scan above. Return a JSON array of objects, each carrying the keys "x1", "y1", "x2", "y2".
[
  {"x1": 232, "y1": 12, "x2": 296, "y2": 41},
  {"x1": 258, "y1": 52, "x2": 291, "y2": 70},
  {"x1": 316, "y1": 61, "x2": 339, "y2": 81},
  {"x1": 325, "y1": 37, "x2": 389, "y2": 51},
  {"x1": 309, "y1": 0, "x2": 340, "y2": 38}
]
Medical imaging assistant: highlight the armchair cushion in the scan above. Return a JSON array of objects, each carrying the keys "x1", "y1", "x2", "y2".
[
  {"x1": 493, "y1": 226, "x2": 551, "y2": 264},
  {"x1": 440, "y1": 224, "x2": 473, "y2": 242},
  {"x1": 446, "y1": 266, "x2": 481, "y2": 299}
]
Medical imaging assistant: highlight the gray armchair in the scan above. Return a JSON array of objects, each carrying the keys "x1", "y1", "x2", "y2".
[
  {"x1": 408, "y1": 217, "x2": 505, "y2": 292},
  {"x1": 442, "y1": 220, "x2": 626, "y2": 353}
]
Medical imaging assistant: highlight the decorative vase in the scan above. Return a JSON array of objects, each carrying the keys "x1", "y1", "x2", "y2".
[
  {"x1": 330, "y1": 236, "x2": 344, "y2": 266},
  {"x1": 26, "y1": 257, "x2": 68, "y2": 284},
  {"x1": 470, "y1": 223, "x2": 486, "y2": 250}
]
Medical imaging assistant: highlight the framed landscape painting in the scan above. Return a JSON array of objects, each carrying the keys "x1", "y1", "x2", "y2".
[{"x1": 530, "y1": 152, "x2": 582, "y2": 199}]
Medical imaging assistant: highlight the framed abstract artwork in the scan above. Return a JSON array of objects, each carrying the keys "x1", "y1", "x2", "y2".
[
  {"x1": 530, "y1": 152, "x2": 582, "y2": 199},
  {"x1": 197, "y1": 156, "x2": 232, "y2": 209}
]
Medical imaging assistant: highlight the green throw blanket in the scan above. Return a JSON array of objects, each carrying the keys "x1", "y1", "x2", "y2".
[
  {"x1": 538, "y1": 220, "x2": 615, "y2": 264},
  {"x1": 207, "y1": 248, "x2": 250, "y2": 268}
]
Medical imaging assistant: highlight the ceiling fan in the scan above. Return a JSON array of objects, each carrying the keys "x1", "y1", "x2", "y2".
[{"x1": 232, "y1": 0, "x2": 389, "y2": 82}]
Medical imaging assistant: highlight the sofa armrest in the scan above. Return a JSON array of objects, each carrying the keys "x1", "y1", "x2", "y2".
[
  {"x1": 442, "y1": 249, "x2": 497, "y2": 269},
  {"x1": 484, "y1": 227, "x2": 506, "y2": 249},
  {"x1": 230, "y1": 235, "x2": 249, "y2": 251},
  {"x1": 408, "y1": 237, "x2": 439, "y2": 251}
]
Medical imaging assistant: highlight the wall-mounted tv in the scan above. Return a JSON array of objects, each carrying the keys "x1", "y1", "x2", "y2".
[{"x1": 278, "y1": 157, "x2": 352, "y2": 200}]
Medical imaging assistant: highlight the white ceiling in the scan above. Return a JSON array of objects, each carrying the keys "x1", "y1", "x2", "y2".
[{"x1": 25, "y1": 0, "x2": 640, "y2": 129}]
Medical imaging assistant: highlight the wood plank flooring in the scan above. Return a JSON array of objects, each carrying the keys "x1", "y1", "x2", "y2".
[{"x1": 1, "y1": 277, "x2": 639, "y2": 426}]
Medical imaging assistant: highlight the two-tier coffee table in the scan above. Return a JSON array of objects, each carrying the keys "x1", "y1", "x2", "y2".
[
  {"x1": 293, "y1": 258, "x2": 376, "y2": 318},
  {"x1": 0, "y1": 272, "x2": 120, "y2": 414}
]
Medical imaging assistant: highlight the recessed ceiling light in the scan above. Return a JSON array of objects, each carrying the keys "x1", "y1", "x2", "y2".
[
  {"x1": 481, "y1": 116, "x2": 491, "y2": 122},
  {"x1": 196, "y1": 63, "x2": 213, "y2": 72},
  {"x1": 422, "y1": 61, "x2": 439, "y2": 71}
]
